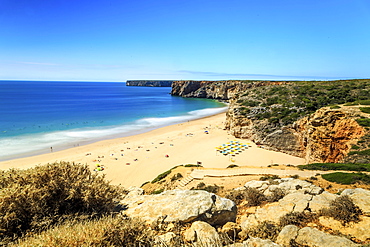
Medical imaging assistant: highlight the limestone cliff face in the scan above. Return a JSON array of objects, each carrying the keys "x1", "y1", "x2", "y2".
[
  {"x1": 295, "y1": 108, "x2": 366, "y2": 163},
  {"x1": 171, "y1": 80, "x2": 285, "y2": 100}
]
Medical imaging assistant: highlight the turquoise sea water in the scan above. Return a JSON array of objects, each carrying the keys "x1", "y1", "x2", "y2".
[{"x1": 0, "y1": 81, "x2": 226, "y2": 161}]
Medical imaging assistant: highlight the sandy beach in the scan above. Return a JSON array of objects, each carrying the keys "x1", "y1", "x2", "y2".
[{"x1": 0, "y1": 113, "x2": 304, "y2": 188}]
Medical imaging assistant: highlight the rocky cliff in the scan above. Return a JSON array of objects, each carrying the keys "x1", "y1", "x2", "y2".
[
  {"x1": 126, "y1": 80, "x2": 173, "y2": 87},
  {"x1": 171, "y1": 79, "x2": 370, "y2": 163},
  {"x1": 171, "y1": 80, "x2": 287, "y2": 100}
]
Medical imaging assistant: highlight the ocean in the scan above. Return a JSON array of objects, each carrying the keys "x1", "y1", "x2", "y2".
[{"x1": 0, "y1": 81, "x2": 226, "y2": 161}]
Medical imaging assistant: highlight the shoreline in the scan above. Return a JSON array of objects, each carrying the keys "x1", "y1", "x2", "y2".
[
  {"x1": 0, "y1": 112, "x2": 304, "y2": 188},
  {"x1": 0, "y1": 106, "x2": 228, "y2": 162}
]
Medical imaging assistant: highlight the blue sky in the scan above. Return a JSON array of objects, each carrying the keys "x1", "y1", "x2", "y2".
[{"x1": 1, "y1": 0, "x2": 369, "y2": 81}]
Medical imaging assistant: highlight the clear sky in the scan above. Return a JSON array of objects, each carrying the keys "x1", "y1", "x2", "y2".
[{"x1": 1, "y1": 0, "x2": 369, "y2": 82}]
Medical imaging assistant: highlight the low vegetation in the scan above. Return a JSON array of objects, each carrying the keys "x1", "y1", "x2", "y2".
[
  {"x1": 236, "y1": 79, "x2": 370, "y2": 132},
  {"x1": 322, "y1": 172, "x2": 370, "y2": 185},
  {"x1": 12, "y1": 216, "x2": 155, "y2": 247},
  {"x1": 0, "y1": 162, "x2": 124, "y2": 244},
  {"x1": 360, "y1": 107, "x2": 370, "y2": 114},
  {"x1": 298, "y1": 163, "x2": 370, "y2": 172}
]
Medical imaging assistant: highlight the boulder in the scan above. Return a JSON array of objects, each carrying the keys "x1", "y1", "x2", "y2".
[
  {"x1": 278, "y1": 192, "x2": 312, "y2": 212},
  {"x1": 275, "y1": 179, "x2": 323, "y2": 195},
  {"x1": 221, "y1": 222, "x2": 241, "y2": 239},
  {"x1": 184, "y1": 221, "x2": 221, "y2": 246},
  {"x1": 308, "y1": 191, "x2": 338, "y2": 212},
  {"x1": 319, "y1": 216, "x2": 370, "y2": 242},
  {"x1": 244, "y1": 180, "x2": 270, "y2": 191},
  {"x1": 295, "y1": 227, "x2": 359, "y2": 247},
  {"x1": 276, "y1": 225, "x2": 299, "y2": 247},
  {"x1": 244, "y1": 237, "x2": 281, "y2": 247},
  {"x1": 155, "y1": 232, "x2": 176, "y2": 246},
  {"x1": 120, "y1": 189, "x2": 236, "y2": 225},
  {"x1": 341, "y1": 188, "x2": 370, "y2": 214}
]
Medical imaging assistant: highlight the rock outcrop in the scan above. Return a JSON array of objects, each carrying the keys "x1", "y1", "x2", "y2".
[
  {"x1": 119, "y1": 180, "x2": 369, "y2": 246},
  {"x1": 120, "y1": 189, "x2": 237, "y2": 225},
  {"x1": 126, "y1": 80, "x2": 173, "y2": 87},
  {"x1": 171, "y1": 80, "x2": 284, "y2": 100},
  {"x1": 295, "y1": 108, "x2": 366, "y2": 163}
]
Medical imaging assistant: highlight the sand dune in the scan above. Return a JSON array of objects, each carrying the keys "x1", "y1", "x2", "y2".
[{"x1": 0, "y1": 113, "x2": 304, "y2": 188}]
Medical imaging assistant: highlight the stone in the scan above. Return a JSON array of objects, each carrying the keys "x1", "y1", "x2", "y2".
[
  {"x1": 244, "y1": 237, "x2": 281, "y2": 247},
  {"x1": 155, "y1": 232, "x2": 176, "y2": 246},
  {"x1": 341, "y1": 188, "x2": 370, "y2": 214},
  {"x1": 221, "y1": 222, "x2": 241, "y2": 239},
  {"x1": 184, "y1": 221, "x2": 221, "y2": 246},
  {"x1": 319, "y1": 216, "x2": 370, "y2": 242},
  {"x1": 276, "y1": 225, "x2": 299, "y2": 247},
  {"x1": 295, "y1": 227, "x2": 359, "y2": 247},
  {"x1": 125, "y1": 186, "x2": 144, "y2": 198},
  {"x1": 120, "y1": 189, "x2": 236, "y2": 225},
  {"x1": 244, "y1": 180, "x2": 270, "y2": 190},
  {"x1": 276, "y1": 179, "x2": 322, "y2": 195},
  {"x1": 309, "y1": 191, "x2": 338, "y2": 212},
  {"x1": 278, "y1": 192, "x2": 312, "y2": 212}
]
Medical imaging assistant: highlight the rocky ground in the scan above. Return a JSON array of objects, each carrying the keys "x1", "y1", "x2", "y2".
[{"x1": 123, "y1": 177, "x2": 370, "y2": 246}]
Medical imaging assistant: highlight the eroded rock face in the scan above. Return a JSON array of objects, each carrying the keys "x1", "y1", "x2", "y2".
[
  {"x1": 296, "y1": 108, "x2": 366, "y2": 163},
  {"x1": 120, "y1": 189, "x2": 237, "y2": 225},
  {"x1": 171, "y1": 80, "x2": 254, "y2": 100}
]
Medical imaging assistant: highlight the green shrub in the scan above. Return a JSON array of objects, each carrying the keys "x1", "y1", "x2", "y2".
[
  {"x1": 322, "y1": 172, "x2": 370, "y2": 185},
  {"x1": 184, "y1": 164, "x2": 203, "y2": 167},
  {"x1": 348, "y1": 149, "x2": 370, "y2": 156},
  {"x1": 330, "y1": 105, "x2": 341, "y2": 109},
  {"x1": 359, "y1": 100, "x2": 370, "y2": 105},
  {"x1": 344, "y1": 101, "x2": 359, "y2": 106},
  {"x1": 226, "y1": 187, "x2": 266, "y2": 206},
  {"x1": 151, "y1": 189, "x2": 164, "y2": 195},
  {"x1": 356, "y1": 118, "x2": 370, "y2": 127},
  {"x1": 360, "y1": 107, "x2": 370, "y2": 114},
  {"x1": 0, "y1": 162, "x2": 124, "y2": 243},
  {"x1": 290, "y1": 174, "x2": 299, "y2": 179},
  {"x1": 227, "y1": 164, "x2": 239, "y2": 168},
  {"x1": 151, "y1": 170, "x2": 172, "y2": 183},
  {"x1": 193, "y1": 183, "x2": 222, "y2": 194},
  {"x1": 320, "y1": 195, "x2": 362, "y2": 225},
  {"x1": 298, "y1": 163, "x2": 370, "y2": 172},
  {"x1": 260, "y1": 175, "x2": 280, "y2": 181}
]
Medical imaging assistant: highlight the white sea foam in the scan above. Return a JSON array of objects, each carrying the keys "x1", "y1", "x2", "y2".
[{"x1": 0, "y1": 107, "x2": 227, "y2": 161}]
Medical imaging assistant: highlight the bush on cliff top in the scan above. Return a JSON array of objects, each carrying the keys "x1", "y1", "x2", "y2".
[
  {"x1": 0, "y1": 162, "x2": 124, "y2": 243},
  {"x1": 298, "y1": 163, "x2": 370, "y2": 172},
  {"x1": 321, "y1": 172, "x2": 370, "y2": 185}
]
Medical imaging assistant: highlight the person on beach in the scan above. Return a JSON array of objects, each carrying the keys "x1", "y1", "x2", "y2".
[{"x1": 50, "y1": 147, "x2": 53, "y2": 152}]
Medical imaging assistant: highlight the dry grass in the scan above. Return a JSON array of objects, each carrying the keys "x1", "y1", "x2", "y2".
[
  {"x1": 0, "y1": 162, "x2": 124, "y2": 244},
  {"x1": 12, "y1": 216, "x2": 155, "y2": 247}
]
